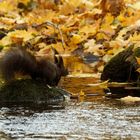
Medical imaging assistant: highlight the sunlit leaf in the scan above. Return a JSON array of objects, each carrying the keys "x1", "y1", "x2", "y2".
[
  {"x1": 0, "y1": 30, "x2": 34, "y2": 46},
  {"x1": 79, "y1": 24, "x2": 98, "y2": 36},
  {"x1": 135, "y1": 57, "x2": 140, "y2": 65},
  {"x1": 136, "y1": 68, "x2": 140, "y2": 73},
  {"x1": 120, "y1": 96, "x2": 140, "y2": 103},
  {"x1": 88, "y1": 80, "x2": 109, "y2": 89},
  {"x1": 59, "y1": 2, "x2": 75, "y2": 15},
  {"x1": 70, "y1": 34, "x2": 83, "y2": 44},
  {"x1": 130, "y1": 32, "x2": 140, "y2": 41},
  {"x1": 79, "y1": 90, "x2": 85, "y2": 96},
  {"x1": 0, "y1": 1, "x2": 15, "y2": 13},
  {"x1": 18, "y1": 0, "x2": 30, "y2": 5},
  {"x1": 131, "y1": 1, "x2": 140, "y2": 10},
  {"x1": 0, "y1": 0, "x2": 140, "y2": 79}
]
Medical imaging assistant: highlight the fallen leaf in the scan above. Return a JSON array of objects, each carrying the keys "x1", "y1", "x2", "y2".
[{"x1": 135, "y1": 57, "x2": 140, "y2": 65}]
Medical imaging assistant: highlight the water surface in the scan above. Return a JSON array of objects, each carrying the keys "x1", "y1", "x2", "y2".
[{"x1": 0, "y1": 75, "x2": 140, "y2": 139}]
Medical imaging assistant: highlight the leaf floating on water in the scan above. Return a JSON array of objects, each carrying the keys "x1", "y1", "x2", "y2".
[
  {"x1": 79, "y1": 90, "x2": 85, "y2": 96},
  {"x1": 120, "y1": 96, "x2": 140, "y2": 103},
  {"x1": 107, "y1": 82, "x2": 133, "y2": 87},
  {"x1": 68, "y1": 73, "x2": 100, "y2": 78},
  {"x1": 87, "y1": 80, "x2": 109, "y2": 89}
]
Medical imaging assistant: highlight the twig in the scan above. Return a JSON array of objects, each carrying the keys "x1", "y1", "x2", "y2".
[{"x1": 32, "y1": 21, "x2": 65, "y2": 50}]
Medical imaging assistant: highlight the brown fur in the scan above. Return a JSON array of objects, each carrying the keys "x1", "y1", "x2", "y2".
[{"x1": 0, "y1": 47, "x2": 68, "y2": 86}]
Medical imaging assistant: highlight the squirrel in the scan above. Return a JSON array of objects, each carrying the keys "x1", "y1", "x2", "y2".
[{"x1": 0, "y1": 47, "x2": 68, "y2": 86}]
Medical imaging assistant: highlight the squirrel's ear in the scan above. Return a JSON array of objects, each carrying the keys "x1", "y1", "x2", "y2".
[
  {"x1": 52, "y1": 47, "x2": 68, "y2": 76},
  {"x1": 51, "y1": 47, "x2": 60, "y2": 65},
  {"x1": 51, "y1": 47, "x2": 59, "y2": 64}
]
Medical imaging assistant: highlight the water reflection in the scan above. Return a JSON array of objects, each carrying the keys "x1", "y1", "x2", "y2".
[
  {"x1": 0, "y1": 98, "x2": 140, "y2": 140},
  {"x1": 0, "y1": 74, "x2": 140, "y2": 139}
]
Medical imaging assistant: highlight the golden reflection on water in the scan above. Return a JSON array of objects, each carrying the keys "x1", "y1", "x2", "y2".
[
  {"x1": 60, "y1": 55, "x2": 140, "y2": 105},
  {"x1": 60, "y1": 54, "x2": 105, "y2": 101},
  {"x1": 59, "y1": 75, "x2": 105, "y2": 102}
]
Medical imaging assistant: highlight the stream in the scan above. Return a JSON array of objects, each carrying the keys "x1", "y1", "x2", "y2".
[{"x1": 0, "y1": 75, "x2": 140, "y2": 140}]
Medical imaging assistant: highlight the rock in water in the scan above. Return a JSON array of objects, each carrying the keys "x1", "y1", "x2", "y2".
[
  {"x1": 101, "y1": 45, "x2": 140, "y2": 82},
  {"x1": 101, "y1": 46, "x2": 140, "y2": 97},
  {"x1": 0, "y1": 79, "x2": 70, "y2": 109}
]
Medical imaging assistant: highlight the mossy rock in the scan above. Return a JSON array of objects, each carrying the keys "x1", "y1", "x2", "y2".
[
  {"x1": 101, "y1": 45, "x2": 140, "y2": 97},
  {"x1": 101, "y1": 45, "x2": 140, "y2": 82},
  {"x1": 0, "y1": 79, "x2": 70, "y2": 109}
]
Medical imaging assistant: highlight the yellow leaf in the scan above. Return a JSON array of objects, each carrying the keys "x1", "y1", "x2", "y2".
[
  {"x1": 136, "y1": 57, "x2": 140, "y2": 65},
  {"x1": 79, "y1": 24, "x2": 98, "y2": 36},
  {"x1": 71, "y1": 34, "x2": 83, "y2": 44},
  {"x1": 84, "y1": 39, "x2": 95, "y2": 49},
  {"x1": 117, "y1": 10, "x2": 140, "y2": 26},
  {"x1": 98, "y1": 80, "x2": 109, "y2": 89},
  {"x1": 0, "y1": 30, "x2": 34, "y2": 46},
  {"x1": 103, "y1": 13, "x2": 114, "y2": 25},
  {"x1": 0, "y1": 36, "x2": 12, "y2": 46},
  {"x1": 130, "y1": 32, "x2": 140, "y2": 41},
  {"x1": 117, "y1": 13, "x2": 126, "y2": 22},
  {"x1": 131, "y1": 2, "x2": 140, "y2": 10},
  {"x1": 108, "y1": 41, "x2": 124, "y2": 55},
  {"x1": 100, "y1": 14, "x2": 115, "y2": 38},
  {"x1": 100, "y1": 26, "x2": 115, "y2": 37},
  {"x1": 96, "y1": 32, "x2": 110, "y2": 41},
  {"x1": 79, "y1": 90, "x2": 85, "y2": 96},
  {"x1": 9, "y1": 30, "x2": 34, "y2": 42},
  {"x1": 59, "y1": 2, "x2": 75, "y2": 15},
  {"x1": 0, "y1": 1, "x2": 15, "y2": 13},
  {"x1": 136, "y1": 68, "x2": 140, "y2": 73},
  {"x1": 88, "y1": 80, "x2": 109, "y2": 89},
  {"x1": 120, "y1": 96, "x2": 140, "y2": 103},
  {"x1": 69, "y1": 0, "x2": 82, "y2": 8},
  {"x1": 18, "y1": 0, "x2": 30, "y2": 5}
]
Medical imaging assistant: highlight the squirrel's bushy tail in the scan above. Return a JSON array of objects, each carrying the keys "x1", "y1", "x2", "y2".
[
  {"x1": 0, "y1": 47, "x2": 37, "y2": 82},
  {"x1": 0, "y1": 47, "x2": 68, "y2": 85}
]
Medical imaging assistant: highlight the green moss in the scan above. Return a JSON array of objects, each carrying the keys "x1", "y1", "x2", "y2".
[{"x1": 0, "y1": 79, "x2": 69, "y2": 108}]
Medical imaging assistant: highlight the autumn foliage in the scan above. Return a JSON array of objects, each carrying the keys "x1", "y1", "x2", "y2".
[{"x1": 0, "y1": 0, "x2": 140, "y2": 75}]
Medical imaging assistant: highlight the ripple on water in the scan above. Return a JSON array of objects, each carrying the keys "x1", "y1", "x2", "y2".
[
  {"x1": 0, "y1": 99, "x2": 139, "y2": 140},
  {"x1": 0, "y1": 75, "x2": 140, "y2": 139}
]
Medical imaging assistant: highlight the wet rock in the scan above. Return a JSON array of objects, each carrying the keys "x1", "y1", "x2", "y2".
[
  {"x1": 0, "y1": 79, "x2": 70, "y2": 108},
  {"x1": 101, "y1": 45, "x2": 140, "y2": 97},
  {"x1": 101, "y1": 45, "x2": 140, "y2": 82},
  {"x1": 72, "y1": 45, "x2": 100, "y2": 64},
  {"x1": 82, "y1": 53, "x2": 100, "y2": 64}
]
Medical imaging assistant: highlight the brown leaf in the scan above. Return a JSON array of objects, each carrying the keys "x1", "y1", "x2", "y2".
[{"x1": 100, "y1": 0, "x2": 125, "y2": 16}]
